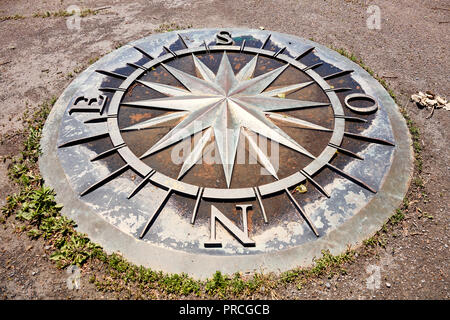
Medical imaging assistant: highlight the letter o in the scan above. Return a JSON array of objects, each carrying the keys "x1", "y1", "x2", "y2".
[{"x1": 344, "y1": 93, "x2": 379, "y2": 114}]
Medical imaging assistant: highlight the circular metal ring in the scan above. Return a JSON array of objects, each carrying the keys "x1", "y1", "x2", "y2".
[{"x1": 344, "y1": 93, "x2": 379, "y2": 114}]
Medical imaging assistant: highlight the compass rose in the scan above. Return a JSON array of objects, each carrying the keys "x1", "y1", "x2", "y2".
[
  {"x1": 57, "y1": 30, "x2": 396, "y2": 242},
  {"x1": 41, "y1": 29, "x2": 413, "y2": 277},
  {"x1": 121, "y1": 52, "x2": 329, "y2": 187}
]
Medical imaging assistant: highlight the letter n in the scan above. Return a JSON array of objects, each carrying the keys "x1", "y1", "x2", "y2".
[{"x1": 204, "y1": 205, "x2": 255, "y2": 248}]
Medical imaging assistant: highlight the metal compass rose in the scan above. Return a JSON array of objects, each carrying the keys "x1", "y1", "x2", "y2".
[
  {"x1": 122, "y1": 51, "x2": 328, "y2": 187},
  {"x1": 42, "y1": 29, "x2": 411, "y2": 276}
]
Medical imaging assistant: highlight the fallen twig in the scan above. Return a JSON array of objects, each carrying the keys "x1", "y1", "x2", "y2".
[
  {"x1": 93, "y1": 6, "x2": 111, "y2": 12},
  {"x1": 431, "y1": 7, "x2": 450, "y2": 11}
]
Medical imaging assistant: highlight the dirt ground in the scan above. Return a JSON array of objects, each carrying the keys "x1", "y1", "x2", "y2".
[{"x1": 0, "y1": 0, "x2": 448, "y2": 300}]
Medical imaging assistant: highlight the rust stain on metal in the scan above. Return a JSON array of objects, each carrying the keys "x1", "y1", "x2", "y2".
[{"x1": 129, "y1": 112, "x2": 153, "y2": 124}]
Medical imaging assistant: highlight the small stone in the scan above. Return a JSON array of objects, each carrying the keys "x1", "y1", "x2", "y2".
[
  {"x1": 31, "y1": 271, "x2": 37, "y2": 276},
  {"x1": 44, "y1": 245, "x2": 51, "y2": 250},
  {"x1": 386, "y1": 282, "x2": 391, "y2": 288},
  {"x1": 325, "y1": 282, "x2": 331, "y2": 289}
]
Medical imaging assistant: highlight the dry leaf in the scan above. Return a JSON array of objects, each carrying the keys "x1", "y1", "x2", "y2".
[{"x1": 295, "y1": 184, "x2": 307, "y2": 194}]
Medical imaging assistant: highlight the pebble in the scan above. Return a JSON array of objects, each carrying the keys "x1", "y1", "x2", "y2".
[
  {"x1": 386, "y1": 282, "x2": 391, "y2": 288},
  {"x1": 325, "y1": 282, "x2": 331, "y2": 289},
  {"x1": 31, "y1": 271, "x2": 37, "y2": 276}
]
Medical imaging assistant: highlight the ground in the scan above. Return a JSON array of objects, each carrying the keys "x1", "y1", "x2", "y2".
[{"x1": 0, "y1": 0, "x2": 448, "y2": 300}]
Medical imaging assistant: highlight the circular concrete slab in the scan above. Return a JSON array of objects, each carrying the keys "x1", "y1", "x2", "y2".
[{"x1": 40, "y1": 28, "x2": 413, "y2": 279}]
